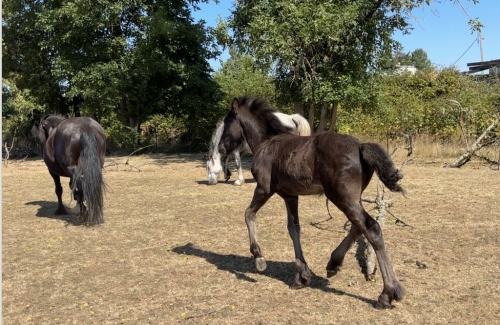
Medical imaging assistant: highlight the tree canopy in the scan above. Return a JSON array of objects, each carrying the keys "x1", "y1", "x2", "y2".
[
  {"x1": 3, "y1": 0, "x2": 224, "y2": 149},
  {"x1": 3, "y1": 0, "x2": 494, "y2": 158},
  {"x1": 213, "y1": 50, "x2": 277, "y2": 108},
  {"x1": 221, "y1": 0, "x2": 482, "y2": 132}
]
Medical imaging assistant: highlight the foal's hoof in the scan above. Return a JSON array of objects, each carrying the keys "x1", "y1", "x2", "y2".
[
  {"x1": 374, "y1": 284, "x2": 405, "y2": 309},
  {"x1": 291, "y1": 270, "x2": 312, "y2": 289},
  {"x1": 233, "y1": 179, "x2": 244, "y2": 186},
  {"x1": 290, "y1": 282, "x2": 307, "y2": 290},
  {"x1": 373, "y1": 300, "x2": 396, "y2": 310},
  {"x1": 326, "y1": 267, "x2": 340, "y2": 278},
  {"x1": 76, "y1": 215, "x2": 88, "y2": 224},
  {"x1": 255, "y1": 257, "x2": 267, "y2": 271}
]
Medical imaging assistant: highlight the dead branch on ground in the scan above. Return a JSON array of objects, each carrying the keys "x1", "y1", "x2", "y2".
[
  {"x1": 444, "y1": 108, "x2": 499, "y2": 168},
  {"x1": 104, "y1": 145, "x2": 154, "y2": 171},
  {"x1": 3, "y1": 128, "x2": 18, "y2": 166},
  {"x1": 309, "y1": 198, "x2": 335, "y2": 230},
  {"x1": 359, "y1": 133, "x2": 414, "y2": 280},
  {"x1": 473, "y1": 152, "x2": 500, "y2": 169}
]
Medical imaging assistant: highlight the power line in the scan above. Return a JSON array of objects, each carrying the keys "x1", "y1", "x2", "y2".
[{"x1": 452, "y1": 36, "x2": 479, "y2": 66}]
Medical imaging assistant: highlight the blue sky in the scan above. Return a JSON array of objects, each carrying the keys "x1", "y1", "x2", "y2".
[{"x1": 191, "y1": 0, "x2": 499, "y2": 72}]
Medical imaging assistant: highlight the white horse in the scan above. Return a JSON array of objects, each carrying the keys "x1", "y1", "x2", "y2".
[{"x1": 207, "y1": 112, "x2": 311, "y2": 185}]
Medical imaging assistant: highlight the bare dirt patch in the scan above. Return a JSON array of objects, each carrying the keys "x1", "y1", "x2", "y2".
[{"x1": 2, "y1": 154, "x2": 499, "y2": 324}]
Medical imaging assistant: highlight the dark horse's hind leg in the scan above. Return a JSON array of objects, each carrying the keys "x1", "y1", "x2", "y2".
[
  {"x1": 280, "y1": 194, "x2": 311, "y2": 289},
  {"x1": 49, "y1": 172, "x2": 69, "y2": 215},
  {"x1": 329, "y1": 199, "x2": 405, "y2": 308},
  {"x1": 70, "y1": 176, "x2": 88, "y2": 223},
  {"x1": 326, "y1": 224, "x2": 362, "y2": 276},
  {"x1": 76, "y1": 188, "x2": 87, "y2": 220},
  {"x1": 69, "y1": 178, "x2": 77, "y2": 201},
  {"x1": 245, "y1": 184, "x2": 274, "y2": 272}
]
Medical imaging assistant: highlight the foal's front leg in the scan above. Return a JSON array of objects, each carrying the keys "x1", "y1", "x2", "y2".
[
  {"x1": 281, "y1": 194, "x2": 311, "y2": 289},
  {"x1": 245, "y1": 185, "x2": 273, "y2": 271}
]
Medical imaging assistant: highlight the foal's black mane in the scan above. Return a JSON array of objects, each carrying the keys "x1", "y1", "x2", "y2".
[{"x1": 235, "y1": 95, "x2": 294, "y2": 136}]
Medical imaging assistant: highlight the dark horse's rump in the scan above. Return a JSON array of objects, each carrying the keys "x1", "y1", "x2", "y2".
[
  {"x1": 32, "y1": 115, "x2": 106, "y2": 224},
  {"x1": 218, "y1": 96, "x2": 406, "y2": 309}
]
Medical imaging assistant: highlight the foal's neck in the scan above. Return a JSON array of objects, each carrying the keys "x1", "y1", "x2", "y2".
[{"x1": 239, "y1": 120, "x2": 270, "y2": 154}]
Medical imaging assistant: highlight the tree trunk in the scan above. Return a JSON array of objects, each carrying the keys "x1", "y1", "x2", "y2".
[
  {"x1": 317, "y1": 103, "x2": 328, "y2": 133},
  {"x1": 328, "y1": 102, "x2": 338, "y2": 132},
  {"x1": 294, "y1": 101, "x2": 304, "y2": 115},
  {"x1": 308, "y1": 102, "x2": 315, "y2": 132},
  {"x1": 72, "y1": 96, "x2": 83, "y2": 117},
  {"x1": 447, "y1": 115, "x2": 500, "y2": 168}
]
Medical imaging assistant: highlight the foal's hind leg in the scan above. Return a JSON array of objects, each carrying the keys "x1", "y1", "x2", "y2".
[
  {"x1": 233, "y1": 151, "x2": 245, "y2": 186},
  {"x1": 337, "y1": 202, "x2": 404, "y2": 308},
  {"x1": 326, "y1": 224, "x2": 362, "y2": 277},
  {"x1": 245, "y1": 185, "x2": 274, "y2": 271},
  {"x1": 281, "y1": 194, "x2": 311, "y2": 289},
  {"x1": 49, "y1": 172, "x2": 68, "y2": 215}
]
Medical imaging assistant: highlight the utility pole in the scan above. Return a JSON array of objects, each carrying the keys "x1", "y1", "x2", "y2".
[{"x1": 478, "y1": 30, "x2": 484, "y2": 74}]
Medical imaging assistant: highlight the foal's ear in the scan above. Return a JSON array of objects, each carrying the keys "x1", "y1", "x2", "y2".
[{"x1": 231, "y1": 98, "x2": 240, "y2": 112}]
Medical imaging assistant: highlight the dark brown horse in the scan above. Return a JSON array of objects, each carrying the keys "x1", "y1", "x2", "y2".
[
  {"x1": 32, "y1": 115, "x2": 106, "y2": 224},
  {"x1": 218, "y1": 96, "x2": 406, "y2": 308}
]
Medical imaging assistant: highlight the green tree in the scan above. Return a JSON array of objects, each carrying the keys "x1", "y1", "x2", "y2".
[
  {"x1": 225, "y1": 0, "x2": 401, "y2": 132},
  {"x1": 380, "y1": 43, "x2": 432, "y2": 72},
  {"x1": 410, "y1": 48, "x2": 432, "y2": 70},
  {"x1": 3, "y1": 0, "x2": 224, "y2": 151},
  {"x1": 214, "y1": 50, "x2": 277, "y2": 110},
  {"x1": 222, "y1": 0, "x2": 480, "y2": 133},
  {"x1": 2, "y1": 0, "x2": 70, "y2": 114},
  {"x1": 345, "y1": 68, "x2": 500, "y2": 146}
]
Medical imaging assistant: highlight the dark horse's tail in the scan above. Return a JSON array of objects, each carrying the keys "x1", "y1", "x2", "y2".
[
  {"x1": 360, "y1": 143, "x2": 406, "y2": 195},
  {"x1": 71, "y1": 128, "x2": 105, "y2": 224}
]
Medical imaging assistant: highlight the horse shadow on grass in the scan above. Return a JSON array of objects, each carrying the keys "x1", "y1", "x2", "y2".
[
  {"x1": 172, "y1": 243, "x2": 377, "y2": 307},
  {"x1": 25, "y1": 201, "x2": 84, "y2": 226}
]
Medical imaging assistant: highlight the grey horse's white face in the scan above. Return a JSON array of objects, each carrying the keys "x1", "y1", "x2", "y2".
[{"x1": 206, "y1": 154, "x2": 222, "y2": 185}]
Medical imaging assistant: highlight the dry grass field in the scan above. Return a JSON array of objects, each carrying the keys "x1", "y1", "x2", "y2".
[{"x1": 2, "y1": 153, "x2": 499, "y2": 324}]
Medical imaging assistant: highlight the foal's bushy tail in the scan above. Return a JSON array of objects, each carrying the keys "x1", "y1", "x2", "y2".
[
  {"x1": 72, "y1": 129, "x2": 105, "y2": 224},
  {"x1": 360, "y1": 143, "x2": 406, "y2": 195}
]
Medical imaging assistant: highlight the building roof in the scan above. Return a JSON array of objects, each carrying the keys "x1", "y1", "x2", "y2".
[{"x1": 467, "y1": 59, "x2": 500, "y2": 74}]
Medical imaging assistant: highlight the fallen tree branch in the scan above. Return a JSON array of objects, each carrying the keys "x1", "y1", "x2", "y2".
[
  {"x1": 359, "y1": 134, "x2": 414, "y2": 280},
  {"x1": 386, "y1": 209, "x2": 414, "y2": 228},
  {"x1": 124, "y1": 145, "x2": 155, "y2": 171},
  {"x1": 125, "y1": 144, "x2": 154, "y2": 165},
  {"x1": 445, "y1": 115, "x2": 500, "y2": 168},
  {"x1": 473, "y1": 152, "x2": 500, "y2": 169},
  {"x1": 3, "y1": 128, "x2": 18, "y2": 166},
  {"x1": 104, "y1": 145, "x2": 154, "y2": 171},
  {"x1": 310, "y1": 198, "x2": 334, "y2": 230},
  {"x1": 181, "y1": 305, "x2": 233, "y2": 321},
  {"x1": 362, "y1": 197, "x2": 377, "y2": 204}
]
